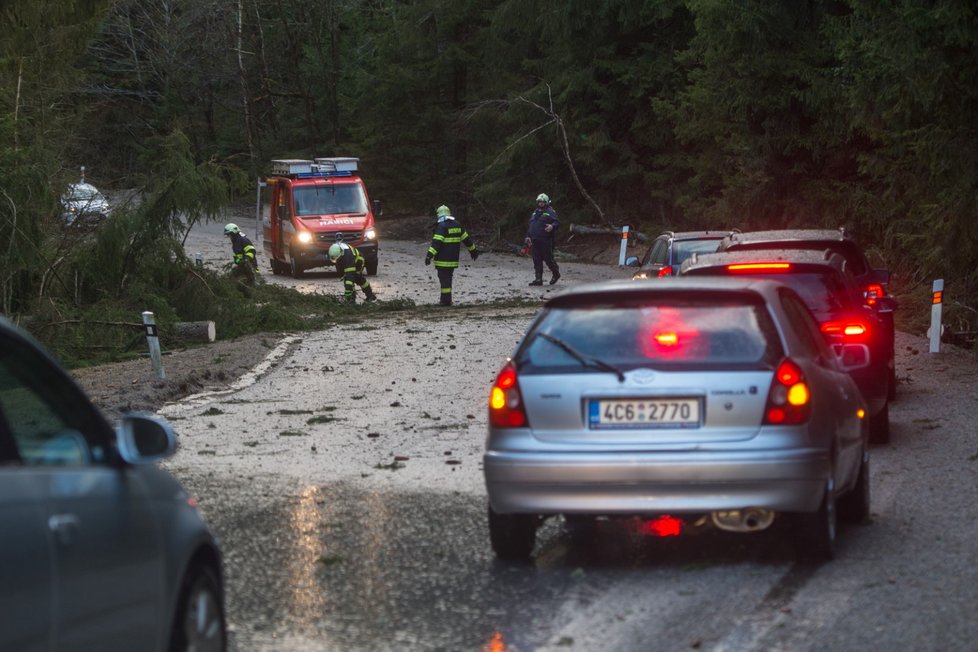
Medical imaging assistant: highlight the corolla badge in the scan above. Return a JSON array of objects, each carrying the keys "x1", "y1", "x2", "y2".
[{"x1": 626, "y1": 368, "x2": 656, "y2": 385}]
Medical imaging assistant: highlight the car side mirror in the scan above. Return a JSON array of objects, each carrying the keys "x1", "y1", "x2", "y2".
[
  {"x1": 117, "y1": 413, "x2": 177, "y2": 464},
  {"x1": 833, "y1": 343, "x2": 871, "y2": 371},
  {"x1": 624, "y1": 256, "x2": 640, "y2": 267},
  {"x1": 372, "y1": 199, "x2": 382, "y2": 217}
]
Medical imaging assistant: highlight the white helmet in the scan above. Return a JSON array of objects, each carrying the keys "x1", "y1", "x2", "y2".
[
  {"x1": 536, "y1": 193, "x2": 550, "y2": 204},
  {"x1": 224, "y1": 223, "x2": 240, "y2": 235},
  {"x1": 328, "y1": 243, "x2": 345, "y2": 262}
]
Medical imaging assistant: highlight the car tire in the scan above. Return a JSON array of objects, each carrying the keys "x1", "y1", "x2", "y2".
[
  {"x1": 792, "y1": 484, "x2": 837, "y2": 562},
  {"x1": 366, "y1": 259, "x2": 378, "y2": 276},
  {"x1": 887, "y1": 365, "x2": 897, "y2": 402},
  {"x1": 290, "y1": 256, "x2": 303, "y2": 279},
  {"x1": 838, "y1": 451, "x2": 871, "y2": 524},
  {"x1": 869, "y1": 402, "x2": 890, "y2": 445},
  {"x1": 169, "y1": 563, "x2": 226, "y2": 652},
  {"x1": 488, "y1": 504, "x2": 537, "y2": 561}
]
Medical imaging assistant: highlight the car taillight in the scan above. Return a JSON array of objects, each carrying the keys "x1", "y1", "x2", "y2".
[
  {"x1": 820, "y1": 320, "x2": 869, "y2": 342},
  {"x1": 489, "y1": 361, "x2": 528, "y2": 428},
  {"x1": 726, "y1": 262, "x2": 791, "y2": 273},
  {"x1": 864, "y1": 283, "x2": 885, "y2": 306},
  {"x1": 657, "y1": 266, "x2": 672, "y2": 278},
  {"x1": 764, "y1": 358, "x2": 811, "y2": 425}
]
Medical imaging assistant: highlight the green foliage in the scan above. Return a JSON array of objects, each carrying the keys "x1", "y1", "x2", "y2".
[{"x1": 4, "y1": 0, "x2": 978, "y2": 337}]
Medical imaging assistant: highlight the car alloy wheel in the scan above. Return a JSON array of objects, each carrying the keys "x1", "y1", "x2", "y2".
[{"x1": 170, "y1": 564, "x2": 226, "y2": 652}]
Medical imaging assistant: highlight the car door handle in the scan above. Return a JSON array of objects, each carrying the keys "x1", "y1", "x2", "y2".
[{"x1": 48, "y1": 513, "x2": 81, "y2": 546}]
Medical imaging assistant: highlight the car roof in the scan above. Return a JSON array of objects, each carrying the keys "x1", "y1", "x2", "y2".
[
  {"x1": 545, "y1": 276, "x2": 786, "y2": 307},
  {"x1": 681, "y1": 249, "x2": 848, "y2": 274},
  {"x1": 659, "y1": 230, "x2": 736, "y2": 241},
  {"x1": 723, "y1": 229, "x2": 848, "y2": 244}
]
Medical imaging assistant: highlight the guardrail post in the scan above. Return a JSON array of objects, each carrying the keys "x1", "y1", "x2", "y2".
[
  {"x1": 929, "y1": 279, "x2": 944, "y2": 353},
  {"x1": 142, "y1": 311, "x2": 166, "y2": 379},
  {"x1": 618, "y1": 225, "x2": 630, "y2": 266}
]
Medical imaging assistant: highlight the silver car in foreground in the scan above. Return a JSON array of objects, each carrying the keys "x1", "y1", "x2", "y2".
[
  {"x1": 0, "y1": 318, "x2": 226, "y2": 651},
  {"x1": 484, "y1": 277, "x2": 871, "y2": 562}
]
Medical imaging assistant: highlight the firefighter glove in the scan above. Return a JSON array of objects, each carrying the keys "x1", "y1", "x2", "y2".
[
  {"x1": 424, "y1": 256, "x2": 432, "y2": 266},
  {"x1": 471, "y1": 249, "x2": 480, "y2": 261}
]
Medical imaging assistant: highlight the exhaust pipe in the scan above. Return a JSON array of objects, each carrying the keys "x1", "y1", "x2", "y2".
[{"x1": 710, "y1": 508, "x2": 776, "y2": 533}]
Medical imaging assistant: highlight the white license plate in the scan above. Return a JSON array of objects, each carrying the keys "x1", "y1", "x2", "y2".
[{"x1": 588, "y1": 398, "x2": 701, "y2": 429}]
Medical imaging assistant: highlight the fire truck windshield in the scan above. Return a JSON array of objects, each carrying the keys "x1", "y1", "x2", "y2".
[{"x1": 293, "y1": 185, "x2": 367, "y2": 216}]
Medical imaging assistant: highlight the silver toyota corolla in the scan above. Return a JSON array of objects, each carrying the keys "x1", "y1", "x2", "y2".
[
  {"x1": 0, "y1": 318, "x2": 226, "y2": 651},
  {"x1": 484, "y1": 277, "x2": 871, "y2": 562}
]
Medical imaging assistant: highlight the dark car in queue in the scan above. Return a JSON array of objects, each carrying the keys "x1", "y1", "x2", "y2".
[
  {"x1": 681, "y1": 249, "x2": 894, "y2": 443},
  {"x1": 0, "y1": 318, "x2": 226, "y2": 652},
  {"x1": 625, "y1": 230, "x2": 736, "y2": 279},
  {"x1": 484, "y1": 277, "x2": 871, "y2": 562},
  {"x1": 717, "y1": 228, "x2": 897, "y2": 398}
]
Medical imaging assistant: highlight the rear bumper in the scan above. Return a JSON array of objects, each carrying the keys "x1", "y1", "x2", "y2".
[{"x1": 484, "y1": 448, "x2": 830, "y2": 515}]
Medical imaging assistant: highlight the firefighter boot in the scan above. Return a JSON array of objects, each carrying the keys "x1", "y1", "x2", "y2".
[
  {"x1": 365, "y1": 289, "x2": 378, "y2": 302},
  {"x1": 549, "y1": 265, "x2": 561, "y2": 285},
  {"x1": 528, "y1": 273, "x2": 544, "y2": 286}
]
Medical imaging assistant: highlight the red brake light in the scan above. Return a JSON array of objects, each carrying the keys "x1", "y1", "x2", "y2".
[
  {"x1": 489, "y1": 361, "x2": 528, "y2": 428},
  {"x1": 657, "y1": 266, "x2": 672, "y2": 278},
  {"x1": 820, "y1": 320, "x2": 869, "y2": 341},
  {"x1": 726, "y1": 262, "x2": 791, "y2": 273},
  {"x1": 639, "y1": 515, "x2": 683, "y2": 537},
  {"x1": 864, "y1": 283, "x2": 885, "y2": 306},
  {"x1": 654, "y1": 331, "x2": 679, "y2": 347},
  {"x1": 764, "y1": 358, "x2": 811, "y2": 425}
]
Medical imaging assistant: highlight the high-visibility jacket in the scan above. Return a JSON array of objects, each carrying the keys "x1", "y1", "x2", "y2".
[
  {"x1": 334, "y1": 243, "x2": 366, "y2": 275},
  {"x1": 427, "y1": 216, "x2": 475, "y2": 268},
  {"x1": 230, "y1": 233, "x2": 258, "y2": 269}
]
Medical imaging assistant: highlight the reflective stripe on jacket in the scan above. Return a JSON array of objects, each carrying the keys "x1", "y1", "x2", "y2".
[
  {"x1": 427, "y1": 217, "x2": 475, "y2": 268},
  {"x1": 231, "y1": 233, "x2": 258, "y2": 268}
]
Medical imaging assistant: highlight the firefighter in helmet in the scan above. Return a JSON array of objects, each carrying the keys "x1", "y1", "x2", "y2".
[
  {"x1": 425, "y1": 204, "x2": 479, "y2": 306},
  {"x1": 328, "y1": 241, "x2": 377, "y2": 303},
  {"x1": 525, "y1": 193, "x2": 560, "y2": 285},
  {"x1": 224, "y1": 223, "x2": 259, "y2": 284}
]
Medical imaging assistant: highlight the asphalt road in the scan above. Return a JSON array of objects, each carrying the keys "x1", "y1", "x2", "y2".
[{"x1": 162, "y1": 217, "x2": 978, "y2": 652}]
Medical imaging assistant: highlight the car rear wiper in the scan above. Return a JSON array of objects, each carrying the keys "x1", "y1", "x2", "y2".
[{"x1": 537, "y1": 333, "x2": 625, "y2": 382}]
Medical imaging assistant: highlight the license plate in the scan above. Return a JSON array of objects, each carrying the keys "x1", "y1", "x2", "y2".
[{"x1": 588, "y1": 398, "x2": 701, "y2": 429}]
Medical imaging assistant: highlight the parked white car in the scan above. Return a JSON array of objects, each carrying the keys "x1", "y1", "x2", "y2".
[{"x1": 61, "y1": 181, "x2": 111, "y2": 225}]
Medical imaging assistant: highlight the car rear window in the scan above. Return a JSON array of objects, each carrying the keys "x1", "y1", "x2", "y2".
[
  {"x1": 673, "y1": 239, "x2": 722, "y2": 266},
  {"x1": 703, "y1": 271, "x2": 856, "y2": 314},
  {"x1": 519, "y1": 301, "x2": 782, "y2": 372}
]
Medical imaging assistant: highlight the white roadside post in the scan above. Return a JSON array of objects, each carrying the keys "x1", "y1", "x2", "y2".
[
  {"x1": 929, "y1": 279, "x2": 944, "y2": 353},
  {"x1": 618, "y1": 225, "x2": 630, "y2": 266},
  {"x1": 142, "y1": 311, "x2": 166, "y2": 380}
]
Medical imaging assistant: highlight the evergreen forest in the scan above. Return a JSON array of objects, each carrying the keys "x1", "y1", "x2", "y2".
[{"x1": 2, "y1": 0, "x2": 977, "y2": 360}]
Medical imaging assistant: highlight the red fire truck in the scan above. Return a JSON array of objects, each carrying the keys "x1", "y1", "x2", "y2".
[{"x1": 261, "y1": 157, "x2": 380, "y2": 277}]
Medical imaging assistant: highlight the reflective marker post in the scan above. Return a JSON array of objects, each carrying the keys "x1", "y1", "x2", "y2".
[
  {"x1": 930, "y1": 279, "x2": 944, "y2": 354},
  {"x1": 618, "y1": 225, "x2": 630, "y2": 266},
  {"x1": 142, "y1": 311, "x2": 166, "y2": 380}
]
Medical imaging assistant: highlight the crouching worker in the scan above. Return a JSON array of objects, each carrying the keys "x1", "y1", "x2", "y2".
[
  {"x1": 224, "y1": 223, "x2": 259, "y2": 285},
  {"x1": 328, "y1": 242, "x2": 377, "y2": 304}
]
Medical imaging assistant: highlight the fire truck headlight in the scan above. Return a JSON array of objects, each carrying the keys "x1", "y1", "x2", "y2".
[
  {"x1": 364, "y1": 228, "x2": 376, "y2": 241},
  {"x1": 296, "y1": 231, "x2": 313, "y2": 244}
]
